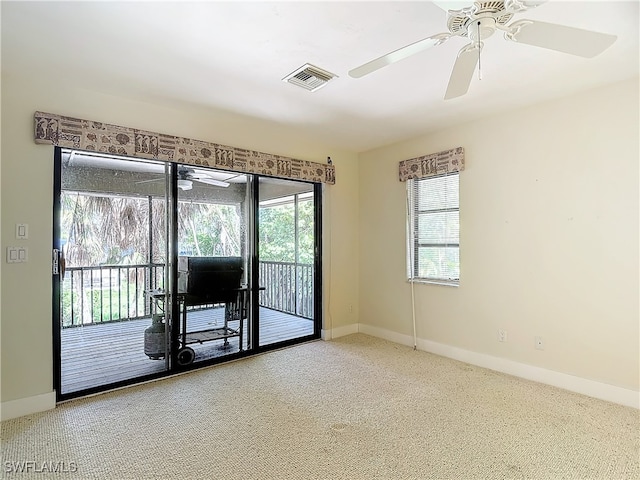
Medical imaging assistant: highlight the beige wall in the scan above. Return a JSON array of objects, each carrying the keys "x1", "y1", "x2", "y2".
[
  {"x1": 2, "y1": 67, "x2": 637, "y2": 406},
  {"x1": 359, "y1": 77, "x2": 639, "y2": 391},
  {"x1": 0, "y1": 72, "x2": 360, "y2": 403}
]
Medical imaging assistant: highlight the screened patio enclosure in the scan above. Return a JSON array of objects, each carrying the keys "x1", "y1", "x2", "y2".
[{"x1": 55, "y1": 149, "x2": 320, "y2": 397}]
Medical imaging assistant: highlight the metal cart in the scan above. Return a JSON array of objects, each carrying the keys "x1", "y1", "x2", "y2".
[
  {"x1": 176, "y1": 287, "x2": 247, "y2": 365},
  {"x1": 147, "y1": 287, "x2": 247, "y2": 366}
]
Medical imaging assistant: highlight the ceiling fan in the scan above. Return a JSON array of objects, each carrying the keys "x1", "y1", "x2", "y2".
[
  {"x1": 137, "y1": 166, "x2": 230, "y2": 191},
  {"x1": 349, "y1": 0, "x2": 617, "y2": 100}
]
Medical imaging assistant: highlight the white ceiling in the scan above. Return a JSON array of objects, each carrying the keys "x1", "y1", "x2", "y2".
[{"x1": 2, "y1": 1, "x2": 638, "y2": 153}]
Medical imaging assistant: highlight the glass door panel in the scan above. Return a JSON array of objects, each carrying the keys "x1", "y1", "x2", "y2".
[
  {"x1": 173, "y1": 165, "x2": 250, "y2": 366},
  {"x1": 57, "y1": 149, "x2": 170, "y2": 397},
  {"x1": 55, "y1": 153, "x2": 322, "y2": 397},
  {"x1": 257, "y1": 177, "x2": 317, "y2": 347}
]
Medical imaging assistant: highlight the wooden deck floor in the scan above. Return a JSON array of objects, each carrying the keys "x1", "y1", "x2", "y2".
[{"x1": 60, "y1": 307, "x2": 314, "y2": 395}]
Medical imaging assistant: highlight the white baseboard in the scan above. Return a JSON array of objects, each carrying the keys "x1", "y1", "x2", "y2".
[
  {"x1": 324, "y1": 323, "x2": 359, "y2": 341},
  {"x1": 1, "y1": 391, "x2": 56, "y2": 421},
  {"x1": 357, "y1": 324, "x2": 640, "y2": 409},
  {"x1": 3, "y1": 326, "x2": 636, "y2": 421}
]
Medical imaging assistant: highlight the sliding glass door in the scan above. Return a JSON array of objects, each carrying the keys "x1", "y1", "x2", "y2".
[
  {"x1": 257, "y1": 177, "x2": 320, "y2": 347},
  {"x1": 54, "y1": 149, "x2": 322, "y2": 400},
  {"x1": 54, "y1": 149, "x2": 172, "y2": 397},
  {"x1": 171, "y1": 165, "x2": 251, "y2": 366}
]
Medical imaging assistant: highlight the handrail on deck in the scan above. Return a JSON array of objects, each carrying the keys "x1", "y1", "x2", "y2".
[{"x1": 61, "y1": 260, "x2": 313, "y2": 328}]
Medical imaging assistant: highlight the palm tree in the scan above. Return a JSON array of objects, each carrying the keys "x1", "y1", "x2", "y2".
[
  {"x1": 177, "y1": 201, "x2": 241, "y2": 257},
  {"x1": 60, "y1": 191, "x2": 245, "y2": 325},
  {"x1": 61, "y1": 192, "x2": 167, "y2": 324},
  {"x1": 62, "y1": 192, "x2": 165, "y2": 266}
]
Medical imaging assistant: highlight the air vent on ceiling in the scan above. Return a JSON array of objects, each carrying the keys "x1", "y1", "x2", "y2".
[{"x1": 282, "y1": 64, "x2": 337, "y2": 92}]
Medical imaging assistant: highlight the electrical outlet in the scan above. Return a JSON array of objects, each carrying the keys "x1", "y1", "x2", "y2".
[
  {"x1": 535, "y1": 336, "x2": 544, "y2": 350},
  {"x1": 498, "y1": 329, "x2": 507, "y2": 342}
]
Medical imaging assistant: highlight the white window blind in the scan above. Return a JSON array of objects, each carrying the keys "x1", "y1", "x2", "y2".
[{"x1": 407, "y1": 172, "x2": 460, "y2": 284}]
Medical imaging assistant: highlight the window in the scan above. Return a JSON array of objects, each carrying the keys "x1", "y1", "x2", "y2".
[{"x1": 407, "y1": 173, "x2": 460, "y2": 285}]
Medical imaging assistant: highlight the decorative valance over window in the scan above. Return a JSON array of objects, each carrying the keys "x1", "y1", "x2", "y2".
[
  {"x1": 34, "y1": 111, "x2": 336, "y2": 185},
  {"x1": 398, "y1": 147, "x2": 464, "y2": 181}
]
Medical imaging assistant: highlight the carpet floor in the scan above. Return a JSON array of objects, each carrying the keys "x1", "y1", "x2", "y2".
[{"x1": 1, "y1": 333, "x2": 638, "y2": 479}]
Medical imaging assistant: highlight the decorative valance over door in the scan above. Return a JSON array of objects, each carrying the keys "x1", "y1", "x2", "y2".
[{"x1": 34, "y1": 111, "x2": 336, "y2": 185}]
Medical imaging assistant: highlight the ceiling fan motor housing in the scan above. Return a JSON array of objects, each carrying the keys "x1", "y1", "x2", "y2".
[
  {"x1": 447, "y1": 1, "x2": 513, "y2": 40},
  {"x1": 469, "y1": 17, "x2": 499, "y2": 41}
]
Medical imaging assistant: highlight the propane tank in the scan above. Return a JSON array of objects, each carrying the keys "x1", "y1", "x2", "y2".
[{"x1": 144, "y1": 313, "x2": 166, "y2": 360}]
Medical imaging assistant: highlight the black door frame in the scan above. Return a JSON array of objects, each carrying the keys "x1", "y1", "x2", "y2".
[{"x1": 52, "y1": 148, "x2": 323, "y2": 401}]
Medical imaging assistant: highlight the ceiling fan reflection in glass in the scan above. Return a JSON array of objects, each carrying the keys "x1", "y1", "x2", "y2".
[{"x1": 136, "y1": 166, "x2": 231, "y2": 190}]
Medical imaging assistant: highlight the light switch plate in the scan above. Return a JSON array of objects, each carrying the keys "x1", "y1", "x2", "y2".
[
  {"x1": 6, "y1": 246, "x2": 28, "y2": 263},
  {"x1": 7, "y1": 247, "x2": 18, "y2": 263},
  {"x1": 16, "y1": 224, "x2": 28, "y2": 239}
]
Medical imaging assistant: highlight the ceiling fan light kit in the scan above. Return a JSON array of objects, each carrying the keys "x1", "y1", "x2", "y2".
[
  {"x1": 177, "y1": 179, "x2": 193, "y2": 191},
  {"x1": 176, "y1": 166, "x2": 231, "y2": 189},
  {"x1": 349, "y1": 0, "x2": 617, "y2": 99},
  {"x1": 136, "y1": 166, "x2": 230, "y2": 189}
]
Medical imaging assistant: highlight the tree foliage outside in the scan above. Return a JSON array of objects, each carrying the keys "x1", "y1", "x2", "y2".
[
  {"x1": 61, "y1": 192, "x2": 164, "y2": 267},
  {"x1": 62, "y1": 193, "x2": 314, "y2": 267},
  {"x1": 60, "y1": 192, "x2": 165, "y2": 325},
  {"x1": 177, "y1": 202, "x2": 241, "y2": 257},
  {"x1": 59, "y1": 191, "x2": 315, "y2": 325},
  {"x1": 259, "y1": 198, "x2": 314, "y2": 264},
  {"x1": 61, "y1": 193, "x2": 243, "y2": 266}
]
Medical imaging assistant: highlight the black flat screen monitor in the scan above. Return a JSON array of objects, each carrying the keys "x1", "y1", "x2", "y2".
[{"x1": 179, "y1": 256, "x2": 243, "y2": 302}]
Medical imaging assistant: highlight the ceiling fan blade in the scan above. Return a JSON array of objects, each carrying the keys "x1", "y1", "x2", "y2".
[
  {"x1": 135, "y1": 178, "x2": 163, "y2": 185},
  {"x1": 506, "y1": 20, "x2": 617, "y2": 58},
  {"x1": 444, "y1": 43, "x2": 480, "y2": 100},
  {"x1": 432, "y1": 1, "x2": 547, "y2": 14},
  {"x1": 503, "y1": 0, "x2": 547, "y2": 14},
  {"x1": 194, "y1": 177, "x2": 230, "y2": 188},
  {"x1": 349, "y1": 33, "x2": 450, "y2": 78},
  {"x1": 430, "y1": 1, "x2": 468, "y2": 11}
]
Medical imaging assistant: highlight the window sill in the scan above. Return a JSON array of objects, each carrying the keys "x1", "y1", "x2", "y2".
[{"x1": 407, "y1": 278, "x2": 459, "y2": 288}]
